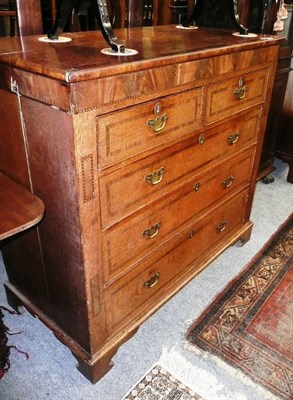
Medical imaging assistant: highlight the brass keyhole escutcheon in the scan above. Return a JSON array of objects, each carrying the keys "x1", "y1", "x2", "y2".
[
  {"x1": 144, "y1": 272, "x2": 160, "y2": 288},
  {"x1": 199, "y1": 134, "x2": 205, "y2": 145},
  {"x1": 145, "y1": 167, "x2": 165, "y2": 185},
  {"x1": 143, "y1": 222, "x2": 161, "y2": 239},
  {"x1": 189, "y1": 229, "x2": 196, "y2": 238},
  {"x1": 194, "y1": 182, "x2": 200, "y2": 192}
]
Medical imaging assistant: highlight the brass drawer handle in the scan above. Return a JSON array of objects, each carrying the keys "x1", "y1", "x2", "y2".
[
  {"x1": 145, "y1": 167, "x2": 165, "y2": 185},
  {"x1": 143, "y1": 222, "x2": 161, "y2": 239},
  {"x1": 147, "y1": 113, "x2": 168, "y2": 133},
  {"x1": 216, "y1": 220, "x2": 228, "y2": 233},
  {"x1": 227, "y1": 131, "x2": 240, "y2": 145},
  {"x1": 222, "y1": 176, "x2": 234, "y2": 189},
  {"x1": 144, "y1": 272, "x2": 160, "y2": 288},
  {"x1": 234, "y1": 77, "x2": 248, "y2": 100},
  {"x1": 234, "y1": 85, "x2": 247, "y2": 100}
]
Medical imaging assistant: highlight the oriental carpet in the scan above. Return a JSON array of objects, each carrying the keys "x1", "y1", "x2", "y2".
[
  {"x1": 187, "y1": 212, "x2": 293, "y2": 399},
  {"x1": 122, "y1": 363, "x2": 204, "y2": 400}
]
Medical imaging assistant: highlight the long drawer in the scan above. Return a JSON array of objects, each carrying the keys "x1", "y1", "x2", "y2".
[
  {"x1": 99, "y1": 108, "x2": 260, "y2": 228},
  {"x1": 102, "y1": 149, "x2": 254, "y2": 283},
  {"x1": 96, "y1": 88, "x2": 203, "y2": 168},
  {"x1": 205, "y1": 68, "x2": 269, "y2": 124},
  {"x1": 104, "y1": 188, "x2": 249, "y2": 333}
]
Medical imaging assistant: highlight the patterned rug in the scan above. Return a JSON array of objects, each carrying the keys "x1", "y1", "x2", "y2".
[
  {"x1": 122, "y1": 364, "x2": 204, "y2": 400},
  {"x1": 187, "y1": 212, "x2": 293, "y2": 400}
]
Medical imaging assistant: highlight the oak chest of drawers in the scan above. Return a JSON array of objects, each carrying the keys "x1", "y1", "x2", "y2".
[{"x1": 0, "y1": 26, "x2": 282, "y2": 382}]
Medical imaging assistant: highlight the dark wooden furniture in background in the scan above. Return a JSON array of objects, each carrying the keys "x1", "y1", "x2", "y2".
[
  {"x1": 0, "y1": 1, "x2": 45, "y2": 242},
  {"x1": 0, "y1": 0, "x2": 56, "y2": 36},
  {"x1": 41, "y1": 0, "x2": 56, "y2": 32},
  {"x1": 259, "y1": 41, "x2": 292, "y2": 182},
  {"x1": 0, "y1": 1, "x2": 261, "y2": 36},
  {"x1": 122, "y1": 0, "x2": 190, "y2": 27},
  {"x1": 0, "y1": 23, "x2": 282, "y2": 382},
  {"x1": 15, "y1": 0, "x2": 43, "y2": 35},
  {"x1": 0, "y1": 0, "x2": 16, "y2": 36},
  {"x1": 275, "y1": 51, "x2": 293, "y2": 182},
  {"x1": 40, "y1": 0, "x2": 190, "y2": 30},
  {"x1": 156, "y1": 0, "x2": 188, "y2": 25},
  {"x1": 255, "y1": 1, "x2": 293, "y2": 182},
  {"x1": 249, "y1": 0, "x2": 280, "y2": 34},
  {"x1": 126, "y1": 0, "x2": 145, "y2": 27},
  {"x1": 273, "y1": 2, "x2": 293, "y2": 183}
]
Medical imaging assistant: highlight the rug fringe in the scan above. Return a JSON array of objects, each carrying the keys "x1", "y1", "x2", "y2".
[
  {"x1": 180, "y1": 343, "x2": 280, "y2": 400},
  {"x1": 121, "y1": 361, "x2": 204, "y2": 400}
]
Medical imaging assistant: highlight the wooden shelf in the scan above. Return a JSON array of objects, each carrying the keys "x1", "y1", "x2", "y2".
[{"x1": 0, "y1": 172, "x2": 44, "y2": 240}]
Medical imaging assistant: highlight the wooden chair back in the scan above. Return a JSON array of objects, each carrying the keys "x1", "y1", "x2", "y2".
[
  {"x1": 127, "y1": 0, "x2": 159, "y2": 27},
  {"x1": 15, "y1": 0, "x2": 43, "y2": 36},
  {"x1": 0, "y1": 0, "x2": 17, "y2": 36}
]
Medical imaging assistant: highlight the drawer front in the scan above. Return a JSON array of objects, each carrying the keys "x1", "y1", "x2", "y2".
[
  {"x1": 104, "y1": 189, "x2": 249, "y2": 332},
  {"x1": 176, "y1": 47, "x2": 276, "y2": 86},
  {"x1": 100, "y1": 108, "x2": 260, "y2": 228},
  {"x1": 97, "y1": 89, "x2": 203, "y2": 168},
  {"x1": 205, "y1": 68, "x2": 269, "y2": 124},
  {"x1": 102, "y1": 149, "x2": 254, "y2": 283}
]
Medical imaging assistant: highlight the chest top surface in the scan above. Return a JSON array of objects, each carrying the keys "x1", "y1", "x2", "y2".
[{"x1": 0, "y1": 26, "x2": 284, "y2": 83}]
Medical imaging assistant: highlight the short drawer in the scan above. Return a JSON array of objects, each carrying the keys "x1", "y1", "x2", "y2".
[
  {"x1": 176, "y1": 47, "x2": 276, "y2": 86},
  {"x1": 96, "y1": 88, "x2": 203, "y2": 168},
  {"x1": 102, "y1": 149, "x2": 254, "y2": 283},
  {"x1": 205, "y1": 68, "x2": 269, "y2": 124},
  {"x1": 104, "y1": 189, "x2": 249, "y2": 333},
  {"x1": 100, "y1": 108, "x2": 260, "y2": 228}
]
